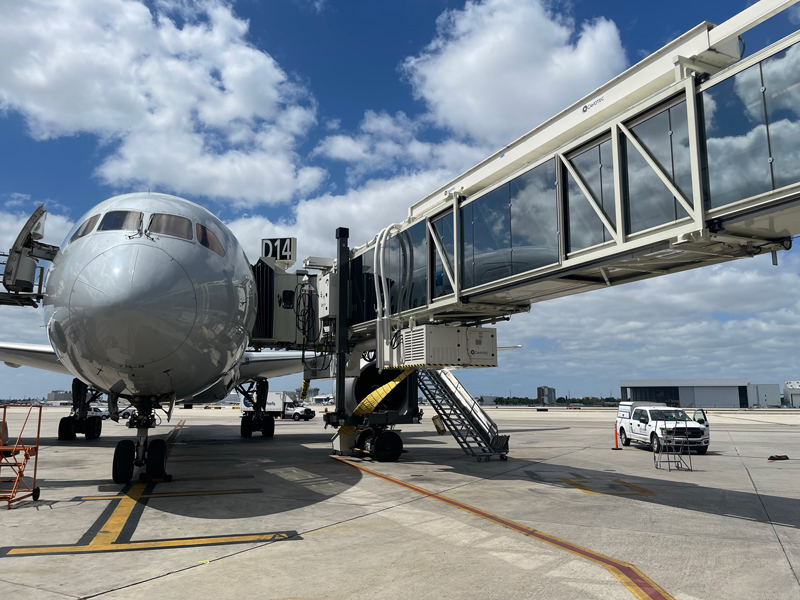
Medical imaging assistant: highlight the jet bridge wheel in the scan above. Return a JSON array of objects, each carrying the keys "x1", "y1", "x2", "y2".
[
  {"x1": 370, "y1": 431, "x2": 403, "y2": 462},
  {"x1": 58, "y1": 416, "x2": 76, "y2": 441},
  {"x1": 113, "y1": 440, "x2": 136, "y2": 484}
]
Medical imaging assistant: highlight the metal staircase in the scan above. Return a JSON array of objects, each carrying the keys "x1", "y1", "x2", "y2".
[{"x1": 417, "y1": 369, "x2": 509, "y2": 461}]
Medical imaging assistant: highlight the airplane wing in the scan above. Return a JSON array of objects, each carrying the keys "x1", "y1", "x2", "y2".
[
  {"x1": 237, "y1": 350, "x2": 305, "y2": 381},
  {"x1": 0, "y1": 342, "x2": 71, "y2": 375}
]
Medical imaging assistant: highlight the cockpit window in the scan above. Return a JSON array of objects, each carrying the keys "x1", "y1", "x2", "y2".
[
  {"x1": 196, "y1": 224, "x2": 226, "y2": 257},
  {"x1": 69, "y1": 215, "x2": 100, "y2": 244},
  {"x1": 149, "y1": 214, "x2": 193, "y2": 240},
  {"x1": 98, "y1": 211, "x2": 143, "y2": 232}
]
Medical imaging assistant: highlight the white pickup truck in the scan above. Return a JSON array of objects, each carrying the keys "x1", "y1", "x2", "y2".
[{"x1": 616, "y1": 402, "x2": 710, "y2": 454}]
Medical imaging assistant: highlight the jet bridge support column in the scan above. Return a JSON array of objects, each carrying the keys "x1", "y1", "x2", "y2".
[{"x1": 334, "y1": 227, "x2": 350, "y2": 422}]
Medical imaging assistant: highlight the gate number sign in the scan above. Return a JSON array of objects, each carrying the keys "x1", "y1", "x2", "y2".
[{"x1": 262, "y1": 237, "x2": 296, "y2": 262}]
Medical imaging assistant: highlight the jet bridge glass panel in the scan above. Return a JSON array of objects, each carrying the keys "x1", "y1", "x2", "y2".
[
  {"x1": 398, "y1": 221, "x2": 427, "y2": 310},
  {"x1": 700, "y1": 41, "x2": 800, "y2": 209},
  {"x1": 469, "y1": 184, "x2": 512, "y2": 287},
  {"x1": 623, "y1": 101, "x2": 691, "y2": 234},
  {"x1": 430, "y1": 212, "x2": 454, "y2": 298},
  {"x1": 566, "y1": 144, "x2": 613, "y2": 252},
  {"x1": 350, "y1": 249, "x2": 376, "y2": 325},
  {"x1": 510, "y1": 158, "x2": 558, "y2": 274},
  {"x1": 761, "y1": 43, "x2": 800, "y2": 191},
  {"x1": 385, "y1": 234, "x2": 401, "y2": 314}
]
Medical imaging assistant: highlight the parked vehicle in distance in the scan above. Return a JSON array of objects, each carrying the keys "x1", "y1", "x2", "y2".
[
  {"x1": 615, "y1": 401, "x2": 710, "y2": 454},
  {"x1": 240, "y1": 392, "x2": 316, "y2": 421},
  {"x1": 120, "y1": 407, "x2": 136, "y2": 419}
]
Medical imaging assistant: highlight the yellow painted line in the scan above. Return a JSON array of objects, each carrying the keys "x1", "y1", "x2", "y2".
[
  {"x1": 615, "y1": 479, "x2": 657, "y2": 496},
  {"x1": 559, "y1": 477, "x2": 601, "y2": 494},
  {"x1": 333, "y1": 457, "x2": 674, "y2": 600},
  {"x1": 6, "y1": 533, "x2": 288, "y2": 556},
  {"x1": 89, "y1": 483, "x2": 145, "y2": 546},
  {"x1": 559, "y1": 477, "x2": 656, "y2": 497},
  {"x1": 86, "y1": 421, "x2": 186, "y2": 545},
  {"x1": 80, "y1": 489, "x2": 254, "y2": 500}
]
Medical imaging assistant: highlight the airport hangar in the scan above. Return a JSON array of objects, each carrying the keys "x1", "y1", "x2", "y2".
[{"x1": 620, "y1": 379, "x2": 781, "y2": 408}]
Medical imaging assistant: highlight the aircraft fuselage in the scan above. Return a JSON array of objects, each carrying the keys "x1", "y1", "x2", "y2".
[{"x1": 43, "y1": 193, "x2": 257, "y2": 401}]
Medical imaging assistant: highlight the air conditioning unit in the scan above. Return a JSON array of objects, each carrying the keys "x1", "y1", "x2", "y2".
[{"x1": 398, "y1": 325, "x2": 497, "y2": 368}]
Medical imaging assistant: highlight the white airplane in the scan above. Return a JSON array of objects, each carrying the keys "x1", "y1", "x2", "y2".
[{"x1": 0, "y1": 193, "x2": 304, "y2": 484}]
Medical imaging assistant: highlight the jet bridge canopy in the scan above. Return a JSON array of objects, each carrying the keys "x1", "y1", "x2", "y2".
[{"x1": 346, "y1": 2, "x2": 800, "y2": 351}]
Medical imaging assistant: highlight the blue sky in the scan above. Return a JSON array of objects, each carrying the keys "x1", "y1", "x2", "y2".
[{"x1": 1, "y1": 0, "x2": 799, "y2": 400}]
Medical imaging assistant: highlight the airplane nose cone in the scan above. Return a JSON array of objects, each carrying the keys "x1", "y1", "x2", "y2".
[{"x1": 69, "y1": 244, "x2": 197, "y2": 366}]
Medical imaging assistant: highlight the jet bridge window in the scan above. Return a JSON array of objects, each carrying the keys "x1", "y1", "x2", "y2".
[
  {"x1": 69, "y1": 215, "x2": 100, "y2": 244},
  {"x1": 98, "y1": 211, "x2": 143, "y2": 232},
  {"x1": 149, "y1": 214, "x2": 193, "y2": 240},
  {"x1": 196, "y1": 223, "x2": 226, "y2": 257}
]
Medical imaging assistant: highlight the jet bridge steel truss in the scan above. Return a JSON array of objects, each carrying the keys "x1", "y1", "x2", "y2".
[{"x1": 346, "y1": 6, "x2": 800, "y2": 370}]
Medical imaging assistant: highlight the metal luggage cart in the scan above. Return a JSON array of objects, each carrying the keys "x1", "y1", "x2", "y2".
[
  {"x1": 654, "y1": 423, "x2": 692, "y2": 471},
  {"x1": 0, "y1": 404, "x2": 42, "y2": 508}
]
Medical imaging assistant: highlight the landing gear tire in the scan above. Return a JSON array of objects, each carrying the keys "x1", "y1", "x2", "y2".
[
  {"x1": 292, "y1": 414, "x2": 300, "y2": 421},
  {"x1": 113, "y1": 439, "x2": 136, "y2": 484},
  {"x1": 84, "y1": 417, "x2": 102, "y2": 440},
  {"x1": 261, "y1": 415, "x2": 275, "y2": 438},
  {"x1": 651, "y1": 434, "x2": 661, "y2": 453},
  {"x1": 371, "y1": 431, "x2": 403, "y2": 462},
  {"x1": 146, "y1": 438, "x2": 167, "y2": 480},
  {"x1": 240, "y1": 416, "x2": 253, "y2": 438},
  {"x1": 620, "y1": 429, "x2": 630, "y2": 446},
  {"x1": 58, "y1": 416, "x2": 76, "y2": 441},
  {"x1": 696, "y1": 446, "x2": 708, "y2": 455}
]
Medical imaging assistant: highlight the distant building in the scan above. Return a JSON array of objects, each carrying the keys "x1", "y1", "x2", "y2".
[
  {"x1": 620, "y1": 379, "x2": 780, "y2": 408},
  {"x1": 785, "y1": 382, "x2": 800, "y2": 407},
  {"x1": 47, "y1": 390, "x2": 72, "y2": 405},
  {"x1": 537, "y1": 386, "x2": 556, "y2": 406}
]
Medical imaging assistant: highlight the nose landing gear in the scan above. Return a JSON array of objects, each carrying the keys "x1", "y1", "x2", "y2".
[{"x1": 112, "y1": 397, "x2": 170, "y2": 484}]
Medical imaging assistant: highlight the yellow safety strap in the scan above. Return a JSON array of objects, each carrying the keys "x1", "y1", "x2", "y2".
[{"x1": 340, "y1": 369, "x2": 413, "y2": 437}]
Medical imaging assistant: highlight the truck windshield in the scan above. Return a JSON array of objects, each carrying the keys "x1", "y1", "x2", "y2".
[{"x1": 650, "y1": 410, "x2": 690, "y2": 421}]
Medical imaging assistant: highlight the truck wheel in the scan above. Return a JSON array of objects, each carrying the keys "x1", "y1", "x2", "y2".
[
  {"x1": 695, "y1": 446, "x2": 708, "y2": 455},
  {"x1": 620, "y1": 429, "x2": 630, "y2": 446},
  {"x1": 651, "y1": 434, "x2": 660, "y2": 453},
  {"x1": 293, "y1": 414, "x2": 300, "y2": 421}
]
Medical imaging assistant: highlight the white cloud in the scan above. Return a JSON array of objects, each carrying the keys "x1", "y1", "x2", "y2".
[
  {"x1": 227, "y1": 170, "x2": 450, "y2": 263},
  {"x1": 788, "y1": 5, "x2": 800, "y2": 25},
  {"x1": 0, "y1": 0, "x2": 325, "y2": 206},
  {"x1": 401, "y1": 0, "x2": 628, "y2": 147}
]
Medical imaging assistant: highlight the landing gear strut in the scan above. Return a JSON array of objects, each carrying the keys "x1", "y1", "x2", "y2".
[
  {"x1": 112, "y1": 396, "x2": 170, "y2": 484},
  {"x1": 58, "y1": 378, "x2": 103, "y2": 441},
  {"x1": 238, "y1": 379, "x2": 275, "y2": 438}
]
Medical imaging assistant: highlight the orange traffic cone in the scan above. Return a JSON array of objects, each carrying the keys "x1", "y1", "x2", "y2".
[{"x1": 612, "y1": 422, "x2": 622, "y2": 450}]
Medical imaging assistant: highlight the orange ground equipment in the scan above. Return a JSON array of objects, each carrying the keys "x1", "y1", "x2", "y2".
[{"x1": 0, "y1": 405, "x2": 42, "y2": 508}]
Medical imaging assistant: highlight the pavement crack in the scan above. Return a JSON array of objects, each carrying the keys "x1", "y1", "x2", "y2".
[
  {"x1": 0, "y1": 576, "x2": 81, "y2": 599},
  {"x1": 728, "y1": 430, "x2": 800, "y2": 589}
]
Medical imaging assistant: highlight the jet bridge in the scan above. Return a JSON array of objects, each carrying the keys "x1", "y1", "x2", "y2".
[
  {"x1": 344, "y1": 1, "x2": 800, "y2": 371},
  {"x1": 265, "y1": 1, "x2": 800, "y2": 461}
]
